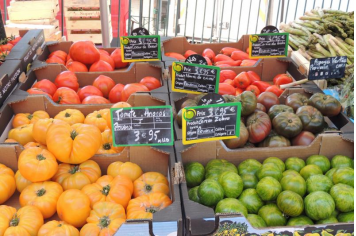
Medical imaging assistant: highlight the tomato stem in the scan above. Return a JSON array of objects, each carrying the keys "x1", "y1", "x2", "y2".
[
  {"x1": 36, "y1": 188, "x2": 46, "y2": 197},
  {"x1": 65, "y1": 112, "x2": 71, "y2": 117},
  {"x1": 103, "y1": 143, "x2": 111, "y2": 150},
  {"x1": 146, "y1": 207, "x2": 157, "y2": 213},
  {"x1": 145, "y1": 184, "x2": 152, "y2": 192},
  {"x1": 70, "y1": 130, "x2": 78, "y2": 140},
  {"x1": 27, "y1": 114, "x2": 33, "y2": 120},
  {"x1": 69, "y1": 165, "x2": 79, "y2": 174},
  {"x1": 9, "y1": 214, "x2": 19, "y2": 227},
  {"x1": 96, "y1": 114, "x2": 102, "y2": 118},
  {"x1": 102, "y1": 185, "x2": 110, "y2": 196},
  {"x1": 36, "y1": 154, "x2": 46, "y2": 161},
  {"x1": 99, "y1": 216, "x2": 111, "y2": 228}
]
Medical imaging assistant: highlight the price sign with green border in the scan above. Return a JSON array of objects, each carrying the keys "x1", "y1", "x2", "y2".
[
  {"x1": 120, "y1": 35, "x2": 161, "y2": 62},
  {"x1": 249, "y1": 33, "x2": 289, "y2": 58}
]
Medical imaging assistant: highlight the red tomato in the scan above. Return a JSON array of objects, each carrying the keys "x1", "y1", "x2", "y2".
[
  {"x1": 49, "y1": 50, "x2": 67, "y2": 62},
  {"x1": 108, "y1": 83, "x2": 125, "y2": 103},
  {"x1": 121, "y1": 83, "x2": 149, "y2": 102},
  {"x1": 216, "y1": 64, "x2": 233, "y2": 68},
  {"x1": 66, "y1": 58, "x2": 73, "y2": 66},
  {"x1": 231, "y1": 51, "x2": 249, "y2": 61},
  {"x1": 245, "y1": 85, "x2": 260, "y2": 97},
  {"x1": 99, "y1": 49, "x2": 110, "y2": 56},
  {"x1": 241, "y1": 59, "x2": 257, "y2": 66},
  {"x1": 218, "y1": 83, "x2": 235, "y2": 95},
  {"x1": 139, "y1": 77, "x2": 161, "y2": 91},
  {"x1": 220, "y1": 70, "x2": 237, "y2": 82},
  {"x1": 77, "y1": 85, "x2": 103, "y2": 101},
  {"x1": 184, "y1": 50, "x2": 197, "y2": 58},
  {"x1": 0, "y1": 43, "x2": 13, "y2": 53},
  {"x1": 69, "y1": 41, "x2": 100, "y2": 65},
  {"x1": 46, "y1": 55, "x2": 65, "y2": 65},
  {"x1": 89, "y1": 60, "x2": 114, "y2": 72},
  {"x1": 111, "y1": 48, "x2": 129, "y2": 69},
  {"x1": 252, "y1": 81, "x2": 271, "y2": 93},
  {"x1": 273, "y1": 74, "x2": 293, "y2": 86},
  {"x1": 235, "y1": 88, "x2": 244, "y2": 96},
  {"x1": 27, "y1": 88, "x2": 53, "y2": 100},
  {"x1": 223, "y1": 79, "x2": 235, "y2": 87},
  {"x1": 220, "y1": 47, "x2": 241, "y2": 56},
  {"x1": 164, "y1": 52, "x2": 185, "y2": 60},
  {"x1": 233, "y1": 72, "x2": 251, "y2": 89},
  {"x1": 53, "y1": 87, "x2": 81, "y2": 104},
  {"x1": 92, "y1": 75, "x2": 115, "y2": 98},
  {"x1": 214, "y1": 54, "x2": 234, "y2": 62},
  {"x1": 82, "y1": 95, "x2": 110, "y2": 104},
  {"x1": 99, "y1": 53, "x2": 115, "y2": 69},
  {"x1": 202, "y1": 48, "x2": 215, "y2": 61},
  {"x1": 246, "y1": 71, "x2": 261, "y2": 83},
  {"x1": 265, "y1": 85, "x2": 284, "y2": 97},
  {"x1": 66, "y1": 54, "x2": 71, "y2": 61},
  {"x1": 204, "y1": 56, "x2": 213, "y2": 65},
  {"x1": 215, "y1": 60, "x2": 242, "y2": 66},
  {"x1": 8, "y1": 36, "x2": 21, "y2": 46},
  {"x1": 54, "y1": 71, "x2": 79, "y2": 91},
  {"x1": 66, "y1": 61, "x2": 88, "y2": 72},
  {"x1": 33, "y1": 79, "x2": 57, "y2": 96}
]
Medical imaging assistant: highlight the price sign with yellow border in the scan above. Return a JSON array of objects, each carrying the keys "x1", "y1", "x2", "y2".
[
  {"x1": 120, "y1": 35, "x2": 161, "y2": 62},
  {"x1": 182, "y1": 102, "x2": 241, "y2": 145},
  {"x1": 249, "y1": 33, "x2": 289, "y2": 59}
]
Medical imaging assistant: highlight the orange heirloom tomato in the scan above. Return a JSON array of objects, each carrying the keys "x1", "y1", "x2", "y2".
[
  {"x1": 97, "y1": 129, "x2": 124, "y2": 154},
  {"x1": 84, "y1": 109, "x2": 109, "y2": 132},
  {"x1": 18, "y1": 147, "x2": 58, "y2": 182},
  {"x1": 46, "y1": 122, "x2": 101, "y2": 164},
  {"x1": 52, "y1": 160, "x2": 101, "y2": 190},
  {"x1": 108, "y1": 161, "x2": 143, "y2": 181},
  {"x1": 82, "y1": 174, "x2": 133, "y2": 208},
  {"x1": 23, "y1": 142, "x2": 46, "y2": 149},
  {"x1": 106, "y1": 102, "x2": 132, "y2": 128},
  {"x1": 38, "y1": 220, "x2": 79, "y2": 236},
  {"x1": 4, "y1": 139, "x2": 17, "y2": 143},
  {"x1": 127, "y1": 192, "x2": 172, "y2": 219},
  {"x1": 20, "y1": 181, "x2": 63, "y2": 219},
  {"x1": 0, "y1": 164, "x2": 16, "y2": 204},
  {"x1": 133, "y1": 172, "x2": 169, "y2": 198},
  {"x1": 33, "y1": 118, "x2": 66, "y2": 145},
  {"x1": 80, "y1": 201, "x2": 126, "y2": 236},
  {"x1": 0, "y1": 205, "x2": 44, "y2": 235},
  {"x1": 57, "y1": 189, "x2": 91, "y2": 228},
  {"x1": 8, "y1": 124, "x2": 35, "y2": 146},
  {"x1": 12, "y1": 111, "x2": 50, "y2": 128},
  {"x1": 15, "y1": 170, "x2": 32, "y2": 193},
  {"x1": 54, "y1": 109, "x2": 85, "y2": 125}
]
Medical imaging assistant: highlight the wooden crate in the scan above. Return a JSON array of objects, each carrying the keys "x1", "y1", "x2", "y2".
[
  {"x1": 8, "y1": 4, "x2": 59, "y2": 21},
  {"x1": 9, "y1": 0, "x2": 58, "y2": 11},
  {"x1": 64, "y1": 0, "x2": 108, "y2": 8},
  {"x1": 67, "y1": 29, "x2": 113, "y2": 44},
  {"x1": 45, "y1": 31, "x2": 62, "y2": 42},
  {"x1": 5, "y1": 22, "x2": 58, "y2": 38}
]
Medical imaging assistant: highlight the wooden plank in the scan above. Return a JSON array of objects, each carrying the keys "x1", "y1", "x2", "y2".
[
  {"x1": 7, "y1": 19, "x2": 58, "y2": 25},
  {"x1": 67, "y1": 29, "x2": 112, "y2": 44},
  {"x1": 5, "y1": 23, "x2": 56, "y2": 37},
  {"x1": 63, "y1": 0, "x2": 108, "y2": 8},
  {"x1": 10, "y1": 0, "x2": 58, "y2": 11},
  {"x1": 8, "y1": 5, "x2": 59, "y2": 21},
  {"x1": 64, "y1": 9, "x2": 101, "y2": 18},
  {"x1": 65, "y1": 18, "x2": 111, "y2": 30},
  {"x1": 45, "y1": 30, "x2": 62, "y2": 41}
]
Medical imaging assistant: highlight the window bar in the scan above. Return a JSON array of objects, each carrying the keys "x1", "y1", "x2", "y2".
[
  {"x1": 321, "y1": 0, "x2": 325, "y2": 8},
  {"x1": 346, "y1": 0, "x2": 350, "y2": 11},
  {"x1": 255, "y1": 0, "x2": 262, "y2": 33},
  {"x1": 201, "y1": 0, "x2": 207, "y2": 43},
  {"x1": 61, "y1": 0, "x2": 64, "y2": 37},
  {"x1": 275, "y1": 0, "x2": 282, "y2": 26},
  {"x1": 218, "y1": 0, "x2": 225, "y2": 43},
  {"x1": 265, "y1": 0, "x2": 272, "y2": 26},
  {"x1": 184, "y1": 0, "x2": 189, "y2": 36},
  {"x1": 156, "y1": 0, "x2": 162, "y2": 35},
  {"x1": 139, "y1": 0, "x2": 143, "y2": 27},
  {"x1": 281, "y1": 0, "x2": 284, "y2": 23},
  {"x1": 285, "y1": 0, "x2": 290, "y2": 23},
  {"x1": 165, "y1": 0, "x2": 171, "y2": 37},
  {"x1": 128, "y1": 0, "x2": 132, "y2": 35},
  {"x1": 294, "y1": 0, "x2": 299, "y2": 20},
  {"x1": 236, "y1": 0, "x2": 244, "y2": 41},
  {"x1": 313, "y1": 0, "x2": 316, "y2": 10},
  {"x1": 192, "y1": 0, "x2": 198, "y2": 42},
  {"x1": 246, "y1": 0, "x2": 253, "y2": 34},
  {"x1": 304, "y1": 0, "x2": 308, "y2": 14},
  {"x1": 227, "y1": 0, "x2": 235, "y2": 42},
  {"x1": 338, "y1": 0, "x2": 341, "y2": 10},
  {"x1": 329, "y1": 0, "x2": 332, "y2": 8},
  {"x1": 148, "y1": 0, "x2": 152, "y2": 33},
  {"x1": 210, "y1": 0, "x2": 216, "y2": 43},
  {"x1": 175, "y1": 0, "x2": 180, "y2": 36}
]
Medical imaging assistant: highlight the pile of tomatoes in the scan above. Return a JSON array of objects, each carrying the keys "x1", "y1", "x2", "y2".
[
  {"x1": 27, "y1": 70, "x2": 161, "y2": 104},
  {"x1": 46, "y1": 41, "x2": 129, "y2": 72},
  {"x1": 0, "y1": 35, "x2": 22, "y2": 63},
  {"x1": 165, "y1": 47, "x2": 258, "y2": 68},
  {"x1": 1, "y1": 102, "x2": 172, "y2": 234},
  {"x1": 218, "y1": 70, "x2": 294, "y2": 97}
]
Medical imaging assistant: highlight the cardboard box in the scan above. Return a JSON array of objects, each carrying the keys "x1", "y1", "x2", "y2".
[
  {"x1": 0, "y1": 60, "x2": 23, "y2": 108},
  {"x1": 6, "y1": 29, "x2": 45, "y2": 71},
  {"x1": 17, "y1": 61, "x2": 169, "y2": 97},
  {"x1": 175, "y1": 133, "x2": 354, "y2": 235},
  {"x1": 0, "y1": 144, "x2": 183, "y2": 235},
  {"x1": 170, "y1": 58, "x2": 354, "y2": 141}
]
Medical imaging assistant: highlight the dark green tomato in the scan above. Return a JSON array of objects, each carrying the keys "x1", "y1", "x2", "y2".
[
  {"x1": 236, "y1": 91, "x2": 257, "y2": 116},
  {"x1": 246, "y1": 111, "x2": 272, "y2": 143},
  {"x1": 180, "y1": 98, "x2": 197, "y2": 109},
  {"x1": 255, "y1": 103, "x2": 266, "y2": 113},
  {"x1": 285, "y1": 93, "x2": 309, "y2": 112},
  {"x1": 223, "y1": 94, "x2": 239, "y2": 103},
  {"x1": 308, "y1": 93, "x2": 342, "y2": 117},
  {"x1": 258, "y1": 134, "x2": 291, "y2": 148},
  {"x1": 268, "y1": 105, "x2": 294, "y2": 120},
  {"x1": 272, "y1": 112, "x2": 303, "y2": 138},
  {"x1": 296, "y1": 106, "x2": 325, "y2": 134}
]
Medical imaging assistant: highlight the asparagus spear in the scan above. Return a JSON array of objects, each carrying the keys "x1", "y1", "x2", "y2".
[
  {"x1": 323, "y1": 35, "x2": 337, "y2": 56},
  {"x1": 335, "y1": 36, "x2": 354, "y2": 52},
  {"x1": 329, "y1": 36, "x2": 352, "y2": 55},
  {"x1": 324, "y1": 22, "x2": 348, "y2": 38},
  {"x1": 345, "y1": 38, "x2": 354, "y2": 46},
  {"x1": 313, "y1": 33, "x2": 327, "y2": 47},
  {"x1": 323, "y1": 9, "x2": 351, "y2": 15},
  {"x1": 298, "y1": 46, "x2": 313, "y2": 60},
  {"x1": 290, "y1": 22, "x2": 313, "y2": 39},
  {"x1": 315, "y1": 43, "x2": 331, "y2": 57},
  {"x1": 300, "y1": 16, "x2": 322, "y2": 21},
  {"x1": 280, "y1": 23, "x2": 306, "y2": 36},
  {"x1": 306, "y1": 50, "x2": 325, "y2": 58}
]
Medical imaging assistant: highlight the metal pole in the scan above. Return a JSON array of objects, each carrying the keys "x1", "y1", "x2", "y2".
[
  {"x1": 210, "y1": 0, "x2": 216, "y2": 43},
  {"x1": 313, "y1": 0, "x2": 316, "y2": 10},
  {"x1": 266, "y1": 0, "x2": 273, "y2": 25},
  {"x1": 0, "y1": 8, "x2": 6, "y2": 39},
  {"x1": 346, "y1": 0, "x2": 350, "y2": 11},
  {"x1": 175, "y1": 0, "x2": 180, "y2": 36},
  {"x1": 165, "y1": 0, "x2": 171, "y2": 36},
  {"x1": 321, "y1": 0, "x2": 325, "y2": 8},
  {"x1": 246, "y1": 0, "x2": 253, "y2": 34},
  {"x1": 255, "y1": 0, "x2": 262, "y2": 33},
  {"x1": 128, "y1": 0, "x2": 132, "y2": 35},
  {"x1": 338, "y1": 0, "x2": 341, "y2": 10},
  {"x1": 148, "y1": 0, "x2": 152, "y2": 33},
  {"x1": 236, "y1": 0, "x2": 243, "y2": 41},
  {"x1": 201, "y1": 0, "x2": 207, "y2": 42},
  {"x1": 4, "y1": 0, "x2": 6, "y2": 22},
  {"x1": 218, "y1": 0, "x2": 225, "y2": 42},
  {"x1": 183, "y1": 0, "x2": 188, "y2": 36},
  {"x1": 294, "y1": 0, "x2": 299, "y2": 20},
  {"x1": 61, "y1": 0, "x2": 64, "y2": 37},
  {"x1": 285, "y1": 0, "x2": 290, "y2": 23},
  {"x1": 304, "y1": 0, "x2": 308, "y2": 14},
  {"x1": 329, "y1": 0, "x2": 332, "y2": 8},
  {"x1": 192, "y1": 0, "x2": 198, "y2": 42},
  {"x1": 139, "y1": 0, "x2": 143, "y2": 27},
  {"x1": 227, "y1": 0, "x2": 234, "y2": 42},
  {"x1": 117, "y1": 0, "x2": 121, "y2": 46},
  {"x1": 275, "y1": 0, "x2": 281, "y2": 26},
  {"x1": 281, "y1": 0, "x2": 284, "y2": 23},
  {"x1": 100, "y1": 0, "x2": 110, "y2": 47},
  {"x1": 156, "y1": 0, "x2": 162, "y2": 35}
]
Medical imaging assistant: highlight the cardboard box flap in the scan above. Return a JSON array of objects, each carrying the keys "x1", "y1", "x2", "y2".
[{"x1": 5, "y1": 89, "x2": 31, "y2": 104}]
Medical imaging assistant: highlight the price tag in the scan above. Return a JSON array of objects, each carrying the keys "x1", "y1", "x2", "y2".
[
  {"x1": 185, "y1": 54, "x2": 208, "y2": 65},
  {"x1": 261, "y1": 25, "x2": 279, "y2": 33},
  {"x1": 308, "y1": 56, "x2": 347, "y2": 80},
  {"x1": 248, "y1": 33, "x2": 289, "y2": 58},
  {"x1": 197, "y1": 93, "x2": 225, "y2": 105},
  {"x1": 182, "y1": 103, "x2": 241, "y2": 145},
  {"x1": 110, "y1": 106, "x2": 174, "y2": 146},
  {"x1": 172, "y1": 62, "x2": 220, "y2": 94},
  {"x1": 120, "y1": 35, "x2": 161, "y2": 62},
  {"x1": 131, "y1": 27, "x2": 150, "y2": 36}
]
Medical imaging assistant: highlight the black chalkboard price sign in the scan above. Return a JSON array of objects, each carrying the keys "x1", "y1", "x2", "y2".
[
  {"x1": 185, "y1": 54, "x2": 208, "y2": 65},
  {"x1": 198, "y1": 93, "x2": 225, "y2": 105},
  {"x1": 110, "y1": 106, "x2": 174, "y2": 146},
  {"x1": 308, "y1": 56, "x2": 347, "y2": 80},
  {"x1": 249, "y1": 33, "x2": 289, "y2": 58},
  {"x1": 120, "y1": 35, "x2": 161, "y2": 62},
  {"x1": 261, "y1": 25, "x2": 279, "y2": 34},
  {"x1": 172, "y1": 62, "x2": 220, "y2": 94},
  {"x1": 182, "y1": 102, "x2": 242, "y2": 145}
]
